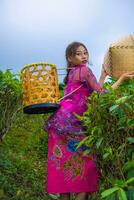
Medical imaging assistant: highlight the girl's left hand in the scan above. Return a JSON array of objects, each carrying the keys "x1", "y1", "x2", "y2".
[{"x1": 100, "y1": 65, "x2": 108, "y2": 78}]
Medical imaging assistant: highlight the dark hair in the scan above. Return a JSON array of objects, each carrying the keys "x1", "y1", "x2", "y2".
[{"x1": 64, "y1": 42, "x2": 89, "y2": 84}]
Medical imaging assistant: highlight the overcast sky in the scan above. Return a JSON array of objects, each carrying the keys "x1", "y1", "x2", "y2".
[{"x1": 0, "y1": 0, "x2": 134, "y2": 82}]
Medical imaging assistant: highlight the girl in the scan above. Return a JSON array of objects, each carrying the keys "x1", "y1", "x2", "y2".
[{"x1": 44, "y1": 42, "x2": 134, "y2": 200}]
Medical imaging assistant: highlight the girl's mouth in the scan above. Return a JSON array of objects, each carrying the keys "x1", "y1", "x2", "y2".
[{"x1": 82, "y1": 60, "x2": 87, "y2": 64}]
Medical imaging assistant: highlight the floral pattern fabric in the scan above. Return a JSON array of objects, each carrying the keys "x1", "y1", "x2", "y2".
[{"x1": 44, "y1": 64, "x2": 103, "y2": 194}]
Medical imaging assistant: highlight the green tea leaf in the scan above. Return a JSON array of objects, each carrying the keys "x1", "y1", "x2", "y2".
[
  {"x1": 48, "y1": 194, "x2": 60, "y2": 199},
  {"x1": 109, "y1": 105, "x2": 119, "y2": 112},
  {"x1": 115, "y1": 95, "x2": 133, "y2": 104},
  {"x1": 96, "y1": 137, "x2": 103, "y2": 149},
  {"x1": 126, "y1": 177, "x2": 134, "y2": 185},
  {"x1": 118, "y1": 188, "x2": 127, "y2": 200},
  {"x1": 101, "y1": 187, "x2": 119, "y2": 198},
  {"x1": 127, "y1": 137, "x2": 134, "y2": 144}
]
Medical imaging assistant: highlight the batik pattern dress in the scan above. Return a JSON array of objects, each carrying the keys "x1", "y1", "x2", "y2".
[{"x1": 44, "y1": 64, "x2": 104, "y2": 194}]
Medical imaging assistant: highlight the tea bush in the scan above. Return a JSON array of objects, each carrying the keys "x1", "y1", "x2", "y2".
[
  {"x1": 79, "y1": 79, "x2": 134, "y2": 199},
  {"x1": 0, "y1": 68, "x2": 134, "y2": 200},
  {"x1": 0, "y1": 69, "x2": 22, "y2": 140}
]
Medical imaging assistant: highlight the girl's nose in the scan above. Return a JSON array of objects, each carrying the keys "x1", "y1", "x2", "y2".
[{"x1": 82, "y1": 54, "x2": 87, "y2": 59}]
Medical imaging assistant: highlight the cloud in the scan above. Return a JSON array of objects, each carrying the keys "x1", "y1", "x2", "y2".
[
  {"x1": 2, "y1": 0, "x2": 100, "y2": 36},
  {"x1": 0, "y1": 0, "x2": 134, "y2": 81}
]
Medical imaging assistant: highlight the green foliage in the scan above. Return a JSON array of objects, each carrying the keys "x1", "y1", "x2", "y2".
[
  {"x1": 0, "y1": 111, "x2": 49, "y2": 200},
  {"x1": 80, "y1": 79, "x2": 134, "y2": 199},
  {"x1": 0, "y1": 69, "x2": 22, "y2": 140},
  {"x1": 1, "y1": 69, "x2": 134, "y2": 199},
  {"x1": 59, "y1": 83, "x2": 65, "y2": 98},
  {"x1": 0, "y1": 70, "x2": 63, "y2": 199}
]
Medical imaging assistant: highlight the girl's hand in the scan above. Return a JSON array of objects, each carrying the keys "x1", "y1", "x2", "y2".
[
  {"x1": 100, "y1": 65, "x2": 108, "y2": 78},
  {"x1": 120, "y1": 71, "x2": 134, "y2": 81},
  {"x1": 99, "y1": 65, "x2": 109, "y2": 87},
  {"x1": 111, "y1": 71, "x2": 134, "y2": 90}
]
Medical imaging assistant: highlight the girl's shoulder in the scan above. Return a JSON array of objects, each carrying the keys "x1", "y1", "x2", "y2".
[
  {"x1": 70, "y1": 65, "x2": 93, "y2": 82},
  {"x1": 78, "y1": 65, "x2": 93, "y2": 77},
  {"x1": 73, "y1": 64, "x2": 91, "y2": 74}
]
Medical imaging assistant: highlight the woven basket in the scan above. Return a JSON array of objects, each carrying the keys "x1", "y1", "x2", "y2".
[
  {"x1": 21, "y1": 62, "x2": 59, "y2": 114},
  {"x1": 103, "y1": 34, "x2": 134, "y2": 79}
]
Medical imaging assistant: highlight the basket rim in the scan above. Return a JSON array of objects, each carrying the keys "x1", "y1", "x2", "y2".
[{"x1": 21, "y1": 62, "x2": 56, "y2": 73}]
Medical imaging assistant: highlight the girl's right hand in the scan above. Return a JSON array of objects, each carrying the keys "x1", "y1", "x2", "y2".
[
  {"x1": 120, "y1": 71, "x2": 134, "y2": 81},
  {"x1": 111, "y1": 71, "x2": 134, "y2": 90}
]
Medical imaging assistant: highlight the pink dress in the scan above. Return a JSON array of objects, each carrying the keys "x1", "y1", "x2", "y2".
[{"x1": 44, "y1": 64, "x2": 105, "y2": 194}]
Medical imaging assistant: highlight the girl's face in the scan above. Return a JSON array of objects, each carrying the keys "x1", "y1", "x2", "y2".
[{"x1": 69, "y1": 45, "x2": 89, "y2": 66}]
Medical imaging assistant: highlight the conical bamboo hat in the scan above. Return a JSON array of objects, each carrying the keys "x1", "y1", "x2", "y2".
[{"x1": 103, "y1": 34, "x2": 134, "y2": 79}]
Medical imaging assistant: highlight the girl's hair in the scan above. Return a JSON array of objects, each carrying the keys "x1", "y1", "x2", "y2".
[{"x1": 64, "y1": 41, "x2": 89, "y2": 84}]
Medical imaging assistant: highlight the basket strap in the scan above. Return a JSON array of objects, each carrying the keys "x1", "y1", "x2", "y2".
[{"x1": 59, "y1": 84, "x2": 84, "y2": 101}]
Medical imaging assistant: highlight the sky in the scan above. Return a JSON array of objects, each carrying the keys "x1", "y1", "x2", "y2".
[{"x1": 0, "y1": 0, "x2": 134, "y2": 82}]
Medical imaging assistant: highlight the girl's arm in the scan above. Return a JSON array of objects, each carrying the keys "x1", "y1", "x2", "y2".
[
  {"x1": 111, "y1": 72, "x2": 134, "y2": 90},
  {"x1": 99, "y1": 66, "x2": 134, "y2": 90},
  {"x1": 80, "y1": 66, "x2": 103, "y2": 92}
]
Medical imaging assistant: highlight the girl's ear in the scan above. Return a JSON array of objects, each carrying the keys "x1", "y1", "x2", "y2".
[{"x1": 67, "y1": 56, "x2": 72, "y2": 63}]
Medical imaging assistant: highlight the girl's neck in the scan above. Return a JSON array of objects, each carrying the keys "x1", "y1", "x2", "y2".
[{"x1": 69, "y1": 64, "x2": 86, "y2": 69}]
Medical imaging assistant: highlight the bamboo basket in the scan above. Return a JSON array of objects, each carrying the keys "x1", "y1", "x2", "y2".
[
  {"x1": 21, "y1": 62, "x2": 59, "y2": 114},
  {"x1": 103, "y1": 34, "x2": 134, "y2": 79}
]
